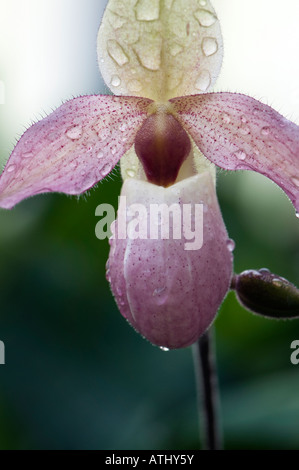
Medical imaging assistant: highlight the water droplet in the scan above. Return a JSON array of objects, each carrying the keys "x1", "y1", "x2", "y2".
[
  {"x1": 221, "y1": 113, "x2": 231, "y2": 124},
  {"x1": 259, "y1": 268, "x2": 270, "y2": 274},
  {"x1": 253, "y1": 108, "x2": 260, "y2": 116},
  {"x1": 135, "y1": 0, "x2": 160, "y2": 21},
  {"x1": 133, "y1": 36, "x2": 162, "y2": 71},
  {"x1": 291, "y1": 176, "x2": 299, "y2": 187},
  {"x1": 199, "y1": 0, "x2": 207, "y2": 5},
  {"x1": 202, "y1": 37, "x2": 218, "y2": 56},
  {"x1": 99, "y1": 58, "x2": 105, "y2": 64},
  {"x1": 101, "y1": 163, "x2": 112, "y2": 177},
  {"x1": 116, "y1": 286, "x2": 123, "y2": 297},
  {"x1": 23, "y1": 151, "x2": 33, "y2": 159},
  {"x1": 170, "y1": 43, "x2": 183, "y2": 57},
  {"x1": 261, "y1": 126, "x2": 270, "y2": 136},
  {"x1": 111, "y1": 75, "x2": 121, "y2": 87},
  {"x1": 226, "y1": 239, "x2": 235, "y2": 252},
  {"x1": 119, "y1": 123, "x2": 127, "y2": 132},
  {"x1": 159, "y1": 347, "x2": 170, "y2": 352},
  {"x1": 80, "y1": 169, "x2": 86, "y2": 176},
  {"x1": 93, "y1": 125, "x2": 110, "y2": 141},
  {"x1": 97, "y1": 151, "x2": 104, "y2": 159},
  {"x1": 106, "y1": 267, "x2": 111, "y2": 283},
  {"x1": 111, "y1": 146, "x2": 117, "y2": 155},
  {"x1": 65, "y1": 125, "x2": 83, "y2": 140},
  {"x1": 234, "y1": 149, "x2": 247, "y2": 161},
  {"x1": 153, "y1": 286, "x2": 166, "y2": 296},
  {"x1": 7, "y1": 164, "x2": 16, "y2": 173},
  {"x1": 126, "y1": 169, "x2": 136, "y2": 178},
  {"x1": 272, "y1": 278, "x2": 283, "y2": 287},
  {"x1": 70, "y1": 162, "x2": 76, "y2": 169},
  {"x1": 109, "y1": 12, "x2": 127, "y2": 29},
  {"x1": 241, "y1": 116, "x2": 247, "y2": 124},
  {"x1": 195, "y1": 70, "x2": 211, "y2": 92},
  {"x1": 107, "y1": 40, "x2": 129, "y2": 66},
  {"x1": 127, "y1": 79, "x2": 142, "y2": 92},
  {"x1": 239, "y1": 126, "x2": 250, "y2": 136},
  {"x1": 194, "y1": 9, "x2": 217, "y2": 27}
]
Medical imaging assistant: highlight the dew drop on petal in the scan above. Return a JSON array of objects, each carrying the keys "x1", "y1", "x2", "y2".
[
  {"x1": 261, "y1": 126, "x2": 270, "y2": 136},
  {"x1": 153, "y1": 286, "x2": 167, "y2": 296},
  {"x1": 234, "y1": 149, "x2": 247, "y2": 161},
  {"x1": 111, "y1": 75, "x2": 121, "y2": 87},
  {"x1": 106, "y1": 260, "x2": 111, "y2": 282},
  {"x1": 194, "y1": 9, "x2": 217, "y2": 27},
  {"x1": 199, "y1": 0, "x2": 207, "y2": 5},
  {"x1": 221, "y1": 113, "x2": 231, "y2": 124},
  {"x1": 226, "y1": 239, "x2": 235, "y2": 252},
  {"x1": 239, "y1": 126, "x2": 250, "y2": 136},
  {"x1": 23, "y1": 151, "x2": 33, "y2": 159},
  {"x1": 241, "y1": 116, "x2": 247, "y2": 124},
  {"x1": 135, "y1": 0, "x2": 160, "y2": 21},
  {"x1": 101, "y1": 163, "x2": 112, "y2": 177},
  {"x1": 107, "y1": 40, "x2": 129, "y2": 67},
  {"x1": 202, "y1": 37, "x2": 218, "y2": 56},
  {"x1": 195, "y1": 70, "x2": 211, "y2": 92},
  {"x1": 7, "y1": 164, "x2": 16, "y2": 173},
  {"x1": 116, "y1": 286, "x2": 123, "y2": 296},
  {"x1": 65, "y1": 125, "x2": 83, "y2": 140},
  {"x1": 159, "y1": 347, "x2": 170, "y2": 352},
  {"x1": 126, "y1": 169, "x2": 136, "y2": 178},
  {"x1": 291, "y1": 176, "x2": 299, "y2": 187},
  {"x1": 80, "y1": 169, "x2": 86, "y2": 176},
  {"x1": 119, "y1": 123, "x2": 127, "y2": 132},
  {"x1": 111, "y1": 146, "x2": 117, "y2": 155},
  {"x1": 97, "y1": 151, "x2": 104, "y2": 159},
  {"x1": 170, "y1": 43, "x2": 183, "y2": 57}
]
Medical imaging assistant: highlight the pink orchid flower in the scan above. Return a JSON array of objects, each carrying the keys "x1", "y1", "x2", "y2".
[{"x1": 0, "y1": 0, "x2": 298, "y2": 349}]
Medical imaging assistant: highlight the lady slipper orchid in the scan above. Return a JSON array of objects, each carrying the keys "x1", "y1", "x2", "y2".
[{"x1": 0, "y1": 0, "x2": 298, "y2": 349}]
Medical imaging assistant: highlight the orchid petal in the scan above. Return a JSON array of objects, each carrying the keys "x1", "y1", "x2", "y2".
[
  {"x1": 171, "y1": 92, "x2": 299, "y2": 212},
  {"x1": 97, "y1": 0, "x2": 223, "y2": 101},
  {"x1": 108, "y1": 172, "x2": 233, "y2": 349},
  {"x1": 0, "y1": 95, "x2": 152, "y2": 209}
]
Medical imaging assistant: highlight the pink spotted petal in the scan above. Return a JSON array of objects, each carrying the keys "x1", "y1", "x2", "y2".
[
  {"x1": 108, "y1": 172, "x2": 233, "y2": 349},
  {"x1": 0, "y1": 95, "x2": 152, "y2": 209},
  {"x1": 171, "y1": 92, "x2": 299, "y2": 212}
]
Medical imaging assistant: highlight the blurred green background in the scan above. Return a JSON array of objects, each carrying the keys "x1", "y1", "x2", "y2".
[{"x1": 0, "y1": 0, "x2": 299, "y2": 450}]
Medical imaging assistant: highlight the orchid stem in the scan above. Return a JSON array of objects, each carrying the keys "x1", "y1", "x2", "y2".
[{"x1": 192, "y1": 328, "x2": 222, "y2": 450}]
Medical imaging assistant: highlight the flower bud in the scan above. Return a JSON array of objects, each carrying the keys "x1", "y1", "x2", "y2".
[{"x1": 232, "y1": 268, "x2": 299, "y2": 318}]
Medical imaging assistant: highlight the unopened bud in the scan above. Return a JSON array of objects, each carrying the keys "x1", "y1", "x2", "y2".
[{"x1": 232, "y1": 268, "x2": 299, "y2": 319}]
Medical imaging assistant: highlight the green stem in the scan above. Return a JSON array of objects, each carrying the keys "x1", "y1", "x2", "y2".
[{"x1": 192, "y1": 328, "x2": 222, "y2": 450}]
